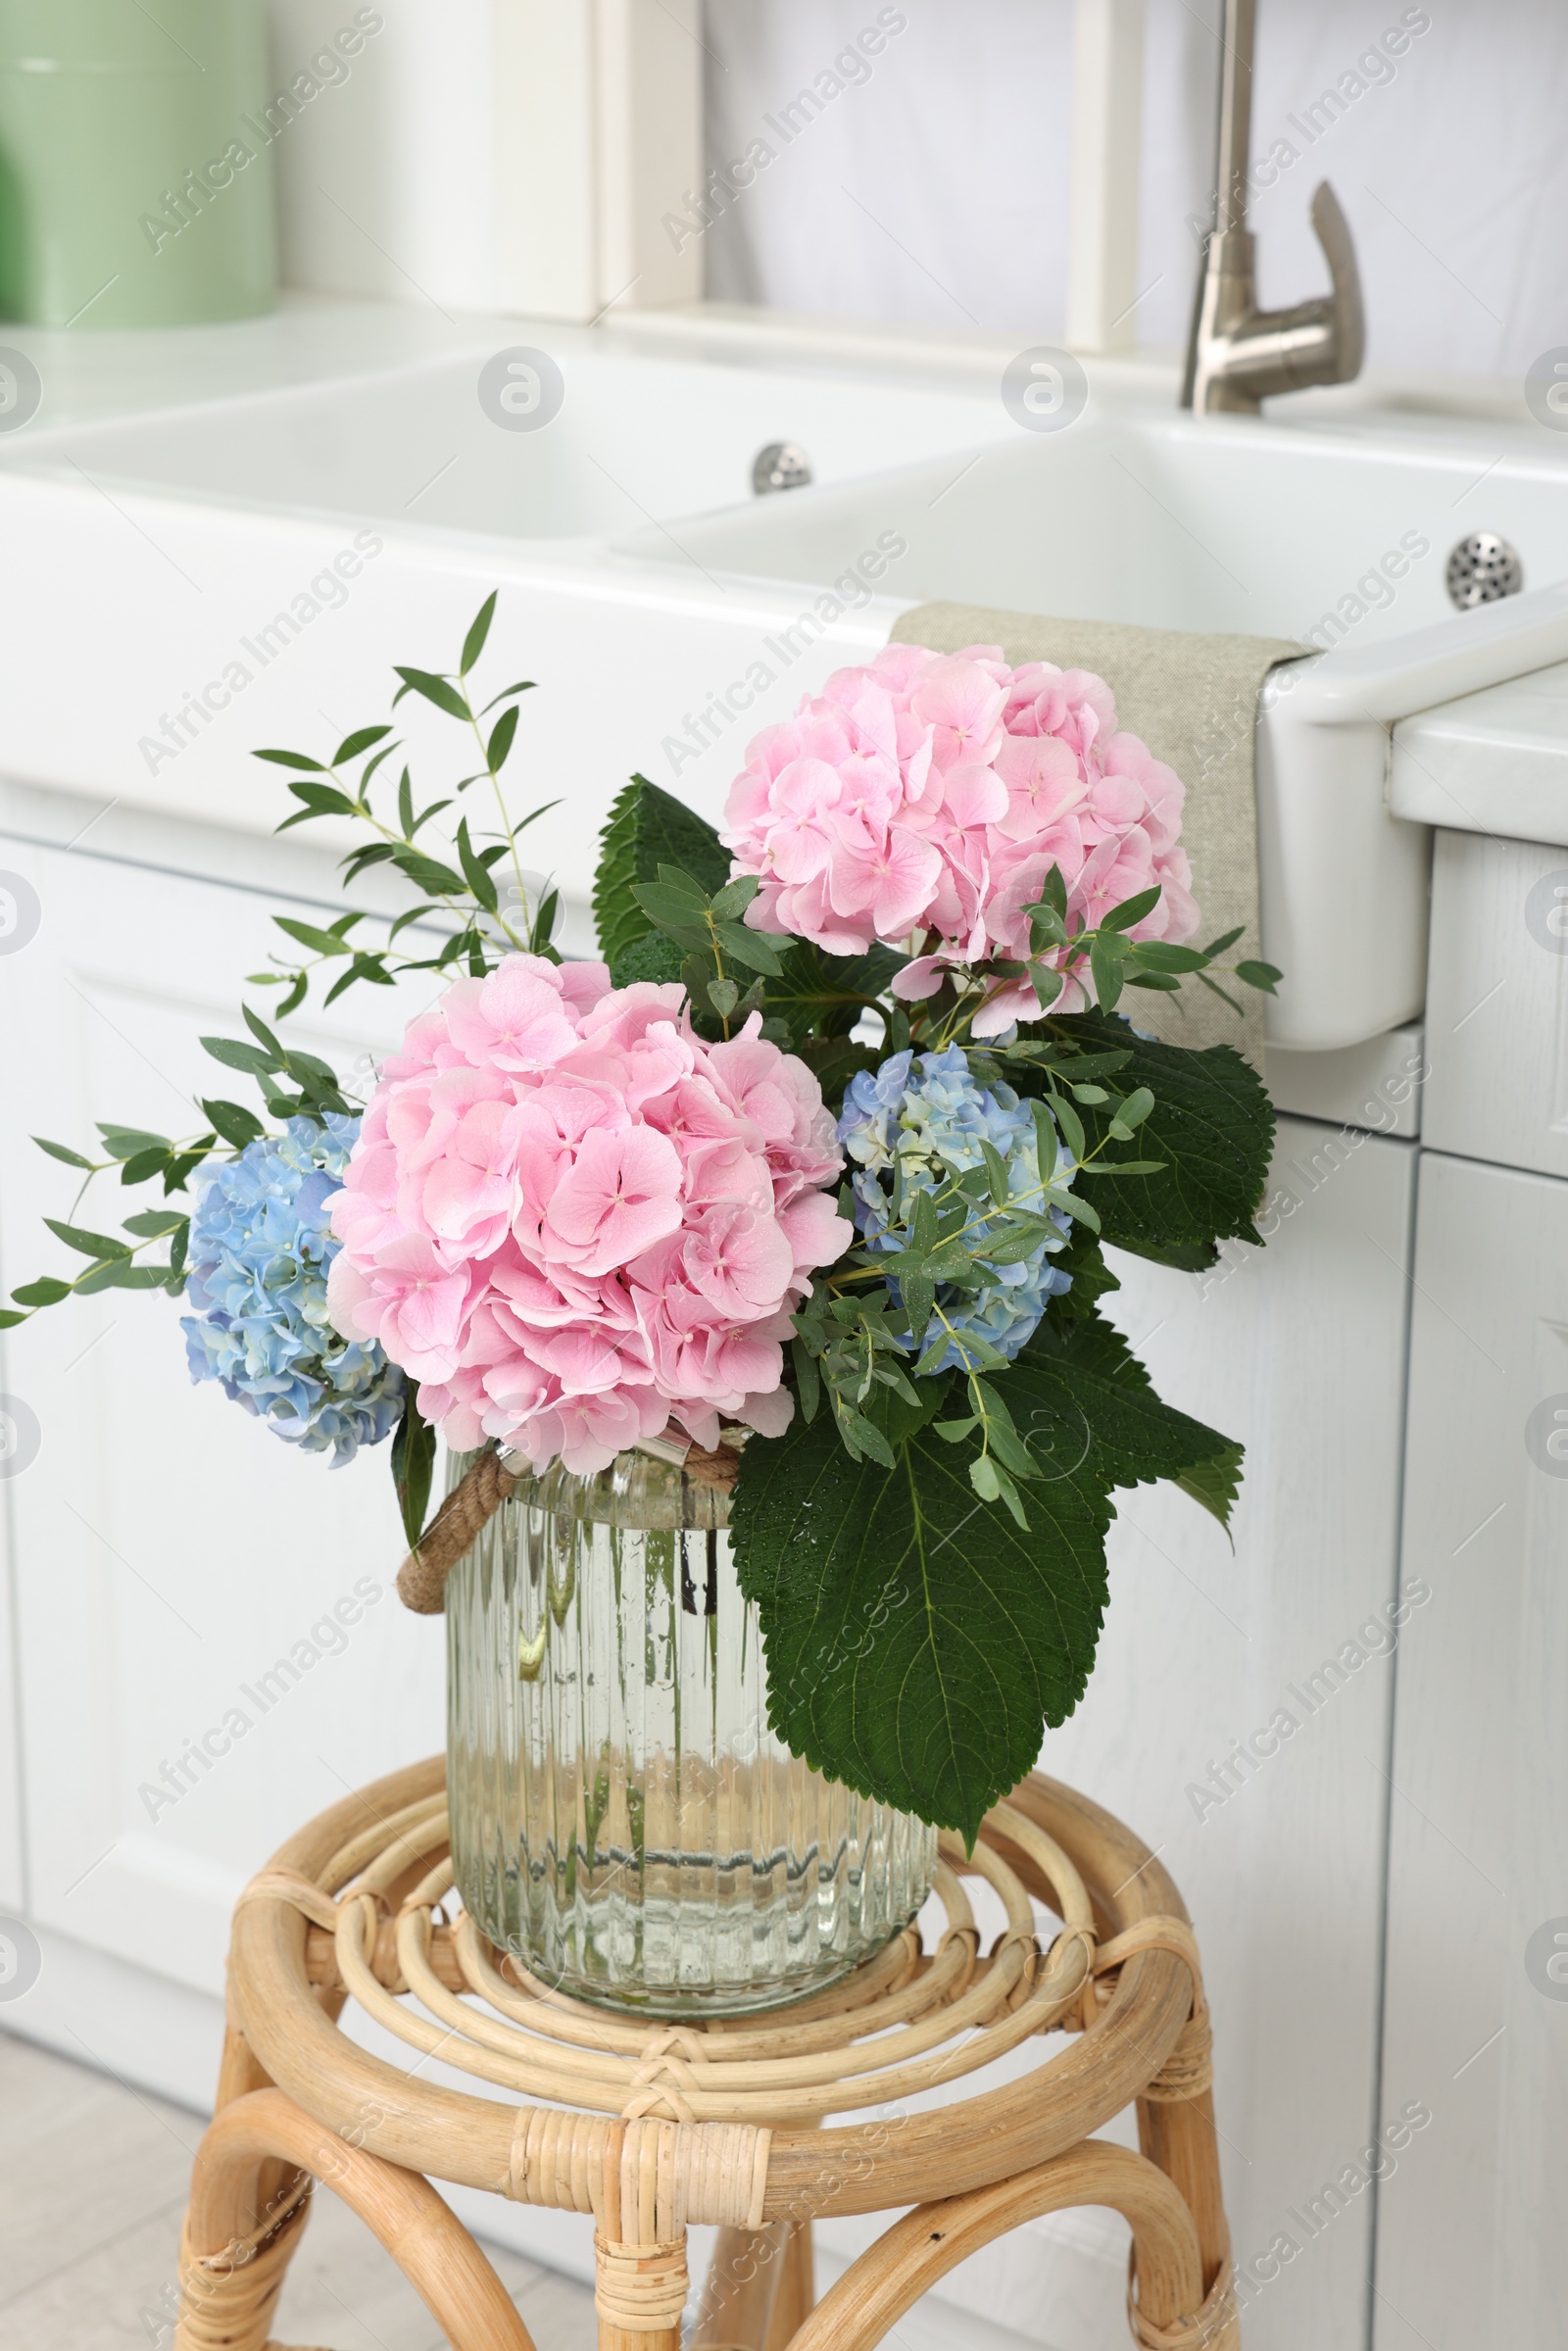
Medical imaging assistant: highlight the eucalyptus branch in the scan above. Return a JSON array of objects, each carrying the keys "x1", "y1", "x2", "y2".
[
  {"x1": 252, "y1": 597, "x2": 561, "y2": 1023},
  {"x1": 458, "y1": 592, "x2": 535, "y2": 934}
]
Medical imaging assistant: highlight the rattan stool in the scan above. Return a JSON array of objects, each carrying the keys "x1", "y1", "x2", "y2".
[{"x1": 173, "y1": 1757, "x2": 1239, "y2": 2351}]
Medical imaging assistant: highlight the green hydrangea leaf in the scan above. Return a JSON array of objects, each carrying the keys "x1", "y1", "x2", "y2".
[
  {"x1": 730, "y1": 1403, "x2": 1113, "y2": 1841},
  {"x1": 1174, "y1": 1446, "x2": 1246, "y2": 1532},
  {"x1": 763, "y1": 939, "x2": 907, "y2": 1045},
  {"x1": 593, "y1": 774, "x2": 730, "y2": 968},
  {"x1": 1017, "y1": 1014, "x2": 1274, "y2": 1268},
  {"x1": 1007, "y1": 1306, "x2": 1243, "y2": 1530},
  {"x1": 609, "y1": 928, "x2": 686, "y2": 990}
]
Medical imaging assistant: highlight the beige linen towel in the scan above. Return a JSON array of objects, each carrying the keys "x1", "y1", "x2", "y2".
[{"x1": 889, "y1": 602, "x2": 1305, "y2": 1063}]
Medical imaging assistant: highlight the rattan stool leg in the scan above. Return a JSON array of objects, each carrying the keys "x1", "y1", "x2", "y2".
[
  {"x1": 594, "y1": 2231, "x2": 689, "y2": 2350},
  {"x1": 1137, "y1": 2090, "x2": 1238, "y2": 2347},
  {"x1": 768, "y1": 2220, "x2": 814, "y2": 2345},
  {"x1": 210, "y1": 2017, "x2": 311, "y2": 2269},
  {"x1": 688, "y1": 2219, "x2": 799, "y2": 2347},
  {"x1": 178, "y1": 2086, "x2": 537, "y2": 2351},
  {"x1": 784, "y1": 2141, "x2": 1209, "y2": 2351}
]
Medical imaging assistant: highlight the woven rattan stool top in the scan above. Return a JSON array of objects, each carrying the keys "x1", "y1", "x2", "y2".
[{"x1": 177, "y1": 1758, "x2": 1240, "y2": 2351}]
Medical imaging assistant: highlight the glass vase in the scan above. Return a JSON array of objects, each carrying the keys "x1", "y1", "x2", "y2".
[{"x1": 445, "y1": 1447, "x2": 937, "y2": 2018}]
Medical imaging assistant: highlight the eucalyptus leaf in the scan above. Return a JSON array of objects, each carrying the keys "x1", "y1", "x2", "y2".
[
  {"x1": 713, "y1": 920, "x2": 782, "y2": 976},
  {"x1": 12, "y1": 1276, "x2": 72, "y2": 1305},
  {"x1": 393, "y1": 1391, "x2": 437, "y2": 1549},
  {"x1": 487, "y1": 703, "x2": 519, "y2": 772},
  {"x1": 393, "y1": 665, "x2": 471, "y2": 723},
  {"x1": 201, "y1": 1039, "x2": 277, "y2": 1081},
  {"x1": 1102, "y1": 883, "x2": 1163, "y2": 933},
  {"x1": 1048, "y1": 1092, "x2": 1086, "y2": 1166},
  {"x1": 1089, "y1": 933, "x2": 1124, "y2": 1012},
  {"x1": 96, "y1": 1125, "x2": 167, "y2": 1157},
  {"x1": 120, "y1": 1147, "x2": 171, "y2": 1186},
  {"x1": 390, "y1": 848, "x2": 467, "y2": 897},
  {"x1": 457, "y1": 819, "x2": 500, "y2": 914},
  {"x1": 461, "y1": 591, "x2": 498, "y2": 676},
  {"x1": 200, "y1": 1099, "x2": 265, "y2": 1150},
  {"x1": 32, "y1": 1137, "x2": 95, "y2": 1170},
  {"x1": 242, "y1": 1004, "x2": 283, "y2": 1058},
  {"x1": 254, "y1": 748, "x2": 328, "y2": 773},
  {"x1": 1128, "y1": 940, "x2": 1209, "y2": 974},
  {"x1": 122, "y1": 1210, "x2": 187, "y2": 1239},
  {"x1": 44, "y1": 1218, "x2": 132, "y2": 1261},
  {"x1": 273, "y1": 916, "x2": 354, "y2": 956},
  {"x1": 332, "y1": 724, "x2": 392, "y2": 765},
  {"x1": 710, "y1": 873, "x2": 760, "y2": 919}
]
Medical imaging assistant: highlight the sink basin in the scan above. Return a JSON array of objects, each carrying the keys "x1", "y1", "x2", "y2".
[
  {"x1": 626, "y1": 405, "x2": 1568, "y2": 644},
  {"x1": 625, "y1": 400, "x2": 1568, "y2": 1048},
  {"x1": 0, "y1": 339, "x2": 1015, "y2": 546}
]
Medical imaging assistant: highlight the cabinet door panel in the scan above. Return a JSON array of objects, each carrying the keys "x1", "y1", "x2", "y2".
[
  {"x1": 1423, "y1": 830, "x2": 1568, "y2": 1180},
  {"x1": 812, "y1": 1119, "x2": 1418, "y2": 2351},
  {"x1": 1375, "y1": 1151, "x2": 1568, "y2": 2351},
  {"x1": 0, "y1": 833, "x2": 445, "y2": 1996}
]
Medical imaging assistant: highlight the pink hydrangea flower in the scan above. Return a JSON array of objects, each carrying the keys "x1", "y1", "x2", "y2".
[
  {"x1": 721, "y1": 643, "x2": 1199, "y2": 1034},
  {"x1": 326, "y1": 953, "x2": 850, "y2": 1476}
]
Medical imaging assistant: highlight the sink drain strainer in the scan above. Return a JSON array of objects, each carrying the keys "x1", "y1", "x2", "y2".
[
  {"x1": 752, "y1": 440, "x2": 812, "y2": 496},
  {"x1": 1446, "y1": 531, "x2": 1524, "y2": 609}
]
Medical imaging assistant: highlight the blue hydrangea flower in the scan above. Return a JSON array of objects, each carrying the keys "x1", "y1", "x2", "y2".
[
  {"x1": 836, "y1": 1047, "x2": 1074, "y2": 1373},
  {"x1": 181, "y1": 1115, "x2": 403, "y2": 1464}
]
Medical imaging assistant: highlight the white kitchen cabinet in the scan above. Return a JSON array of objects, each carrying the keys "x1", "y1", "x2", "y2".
[
  {"x1": 0, "y1": 803, "x2": 448, "y2": 2072},
  {"x1": 1374, "y1": 1150, "x2": 1568, "y2": 2351}
]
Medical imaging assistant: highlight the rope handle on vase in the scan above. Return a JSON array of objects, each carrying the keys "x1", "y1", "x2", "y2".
[{"x1": 394, "y1": 1432, "x2": 746, "y2": 1615}]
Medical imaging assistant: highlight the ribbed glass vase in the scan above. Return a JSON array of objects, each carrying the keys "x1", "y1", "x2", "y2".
[{"x1": 445, "y1": 1447, "x2": 937, "y2": 2018}]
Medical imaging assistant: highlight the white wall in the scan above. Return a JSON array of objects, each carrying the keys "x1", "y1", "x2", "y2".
[
  {"x1": 263, "y1": 0, "x2": 704, "y2": 322},
  {"x1": 705, "y1": 0, "x2": 1568, "y2": 377},
  {"x1": 701, "y1": 0, "x2": 1077, "y2": 337},
  {"x1": 263, "y1": 0, "x2": 1568, "y2": 380},
  {"x1": 265, "y1": 0, "x2": 501, "y2": 313}
]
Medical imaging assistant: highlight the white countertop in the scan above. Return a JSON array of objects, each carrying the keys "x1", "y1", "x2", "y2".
[
  {"x1": 1392, "y1": 661, "x2": 1568, "y2": 847},
  {"x1": 0, "y1": 286, "x2": 1550, "y2": 437}
]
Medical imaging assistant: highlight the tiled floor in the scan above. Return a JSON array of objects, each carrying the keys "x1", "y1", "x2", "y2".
[{"x1": 0, "y1": 2029, "x2": 599, "y2": 2350}]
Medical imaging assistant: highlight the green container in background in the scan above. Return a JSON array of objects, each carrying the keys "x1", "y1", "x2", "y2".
[{"x1": 0, "y1": 0, "x2": 276, "y2": 327}]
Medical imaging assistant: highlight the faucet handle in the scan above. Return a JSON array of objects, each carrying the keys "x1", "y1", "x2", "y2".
[{"x1": 1309, "y1": 181, "x2": 1365, "y2": 383}]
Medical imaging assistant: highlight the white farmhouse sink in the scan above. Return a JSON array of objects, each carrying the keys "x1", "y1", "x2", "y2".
[
  {"x1": 0, "y1": 337, "x2": 1015, "y2": 546},
  {"x1": 3, "y1": 306, "x2": 1566, "y2": 1052},
  {"x1": 631, "y1": 401, "x2": 1568, "y2": 1048}
]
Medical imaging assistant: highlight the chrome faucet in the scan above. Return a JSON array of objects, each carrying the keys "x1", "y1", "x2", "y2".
[{"x1": 1182, "y1": 0, "x2": 1365, "y2": 415}]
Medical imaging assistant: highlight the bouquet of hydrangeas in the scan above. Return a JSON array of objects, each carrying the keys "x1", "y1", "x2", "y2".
[{"x1": 8, "y1": 599, "x2": 1276, "y2": 1837}]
